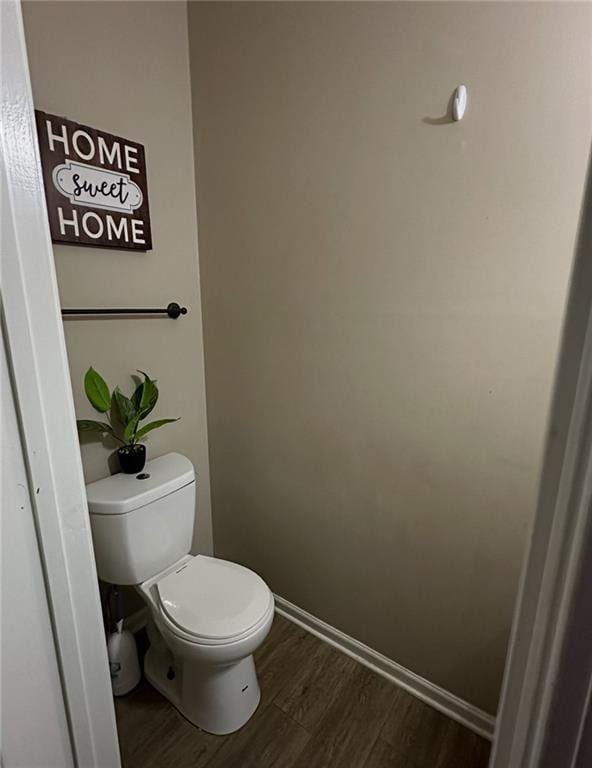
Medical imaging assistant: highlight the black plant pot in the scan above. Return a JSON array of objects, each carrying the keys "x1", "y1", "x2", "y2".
[{"x1": 117, "y1": 444, "x2": 146, "y2": 474}]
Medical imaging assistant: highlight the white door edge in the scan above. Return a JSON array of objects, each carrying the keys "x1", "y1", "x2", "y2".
[
  {"x1": 491, "y1": 156, "x2": 592, "y2": 767},
  {"x1": 0, "y1": 1, "x2": 120, "y2": 765}
]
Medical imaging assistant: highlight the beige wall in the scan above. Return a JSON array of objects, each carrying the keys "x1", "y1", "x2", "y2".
[
  {"x1": 188, "y1": 1, "x2": 591, "y2": 713},
  {"x1": 22, "y1": 1, "x2": 213, "y2": 554}
]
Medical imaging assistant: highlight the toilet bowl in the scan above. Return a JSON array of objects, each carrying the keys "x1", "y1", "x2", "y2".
[
  {"x1": 86, "y1": 453, "x2": 273, "y2": 734},
  {"x1": 140, "y1": 554, "x2": 274, "y2": 734}
]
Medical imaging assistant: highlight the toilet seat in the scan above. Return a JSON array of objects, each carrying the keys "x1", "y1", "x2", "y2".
[{"x1": 156, "y1": 555, "x2": 273, "y2": 646}]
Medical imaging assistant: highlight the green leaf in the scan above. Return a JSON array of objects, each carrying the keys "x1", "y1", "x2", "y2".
[
  {"x1": 135, "y1": 418, "x2": 179, "y2": 441},
  {"x1": 123, "y1": 414, "x2": 141, "y2": 444},
  {"x1": 136, "y1": 370, "x2": 159, "y2": 418},
  {"x1": 113, "y1": 387, "x2": 136, "y2": 427},
  {"x1": 77, "y1": 419, "x2": 113, "y2": 435},
  {"x1": 131, "y1": 381, "x2": 144, "y2": 412},
  {"x1": 84, "y1": 367, "x2": 111, "y2": 413}
]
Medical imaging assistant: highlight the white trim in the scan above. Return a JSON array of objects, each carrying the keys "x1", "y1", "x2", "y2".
[
  {"x1": 273, "y1": 594, "x2": 495, "y2": 741},
  {"x1": 127, "y1": 593, "x2": 495, "y2": 739},
  {"x1": 490, "y1": 157, "x2": 592, "y2": 768},
  {"x1": 0, "y1": 2, "x2": 120, "y2": 765}
]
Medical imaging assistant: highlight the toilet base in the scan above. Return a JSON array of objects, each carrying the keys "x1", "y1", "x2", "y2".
[{"x1": 144, "y1": 638, "x2": 261, "y2": 735}]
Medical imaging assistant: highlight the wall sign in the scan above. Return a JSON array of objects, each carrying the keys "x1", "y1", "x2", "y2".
[{"x1": 35, "y1": 111, "x2": 152, "y2": 251}]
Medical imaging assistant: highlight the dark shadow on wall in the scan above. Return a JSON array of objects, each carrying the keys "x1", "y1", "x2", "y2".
[{"x1": 422, "y1": 91, "x2": 456, "y2": 126}]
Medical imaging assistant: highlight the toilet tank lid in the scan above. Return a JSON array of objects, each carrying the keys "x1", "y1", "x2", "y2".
[{"x1": 86, "y1": 452, "x2": 194, "y2": 515}]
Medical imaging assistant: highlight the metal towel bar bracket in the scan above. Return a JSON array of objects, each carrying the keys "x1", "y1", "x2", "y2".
[{"x1": 61, "y1": 302, "x2": 187, "y2": 319}]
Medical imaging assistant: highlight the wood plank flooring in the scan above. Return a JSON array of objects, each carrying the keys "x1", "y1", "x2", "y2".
[{"x1": 115, "y1": 614, "x2": 491, "y2": 768}]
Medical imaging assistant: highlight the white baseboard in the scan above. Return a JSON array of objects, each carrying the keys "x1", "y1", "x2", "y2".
[
  {"x1": 125, "y1": 593, "x2": 495, "y2": 740},
  {"x1": 273, "y1": 594, "x2": 496, "y2": 741}
]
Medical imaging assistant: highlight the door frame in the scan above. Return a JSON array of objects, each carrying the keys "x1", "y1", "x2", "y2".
[
  {"x1": 1, "y1": 1, "x2": 120, "y2": 765},
  {"x1": 491, "y1": 152, "x2": 592, "y2": 767}
]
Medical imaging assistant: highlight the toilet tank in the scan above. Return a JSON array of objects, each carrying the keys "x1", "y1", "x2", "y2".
[{"x1": 86, "y1": 452, "x2": 195, "y2": 585}]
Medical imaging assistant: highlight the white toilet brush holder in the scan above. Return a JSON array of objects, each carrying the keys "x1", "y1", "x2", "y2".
[{"x1": 108, "y1": 619, "x2": 141, "y2": 696}]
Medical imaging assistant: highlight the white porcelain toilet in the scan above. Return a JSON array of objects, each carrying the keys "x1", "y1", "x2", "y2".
[{"x1": 86, "y1": 452, "x2": 274, "y2": 735}]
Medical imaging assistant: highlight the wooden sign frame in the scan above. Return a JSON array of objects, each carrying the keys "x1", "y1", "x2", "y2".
[{"x1": 35, "y1": 111, "x2": 152, "y2": 251}]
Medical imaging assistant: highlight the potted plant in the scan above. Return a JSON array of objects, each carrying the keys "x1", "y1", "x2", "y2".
[{"x1": 77, "y1": 367, "x2": 178, "y2": 474}]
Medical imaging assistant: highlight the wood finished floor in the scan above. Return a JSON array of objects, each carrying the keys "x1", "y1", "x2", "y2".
[{"x1": 115, "y1": 614, "x2": 491, "y2": 768}]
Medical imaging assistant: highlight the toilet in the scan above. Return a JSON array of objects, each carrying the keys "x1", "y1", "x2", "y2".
[{"x1": 86, "y1": 452, "x2": 274, "y2": 735}]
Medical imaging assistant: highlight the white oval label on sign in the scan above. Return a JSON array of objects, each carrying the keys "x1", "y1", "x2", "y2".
[{"x1": 52, "y1": 160, "x2": 143, "y2": 213}]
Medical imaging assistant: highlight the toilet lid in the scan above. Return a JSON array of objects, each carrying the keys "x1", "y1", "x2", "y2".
[{"x1": 156, "y1": 556, "x2": 272, "y2": 642}]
